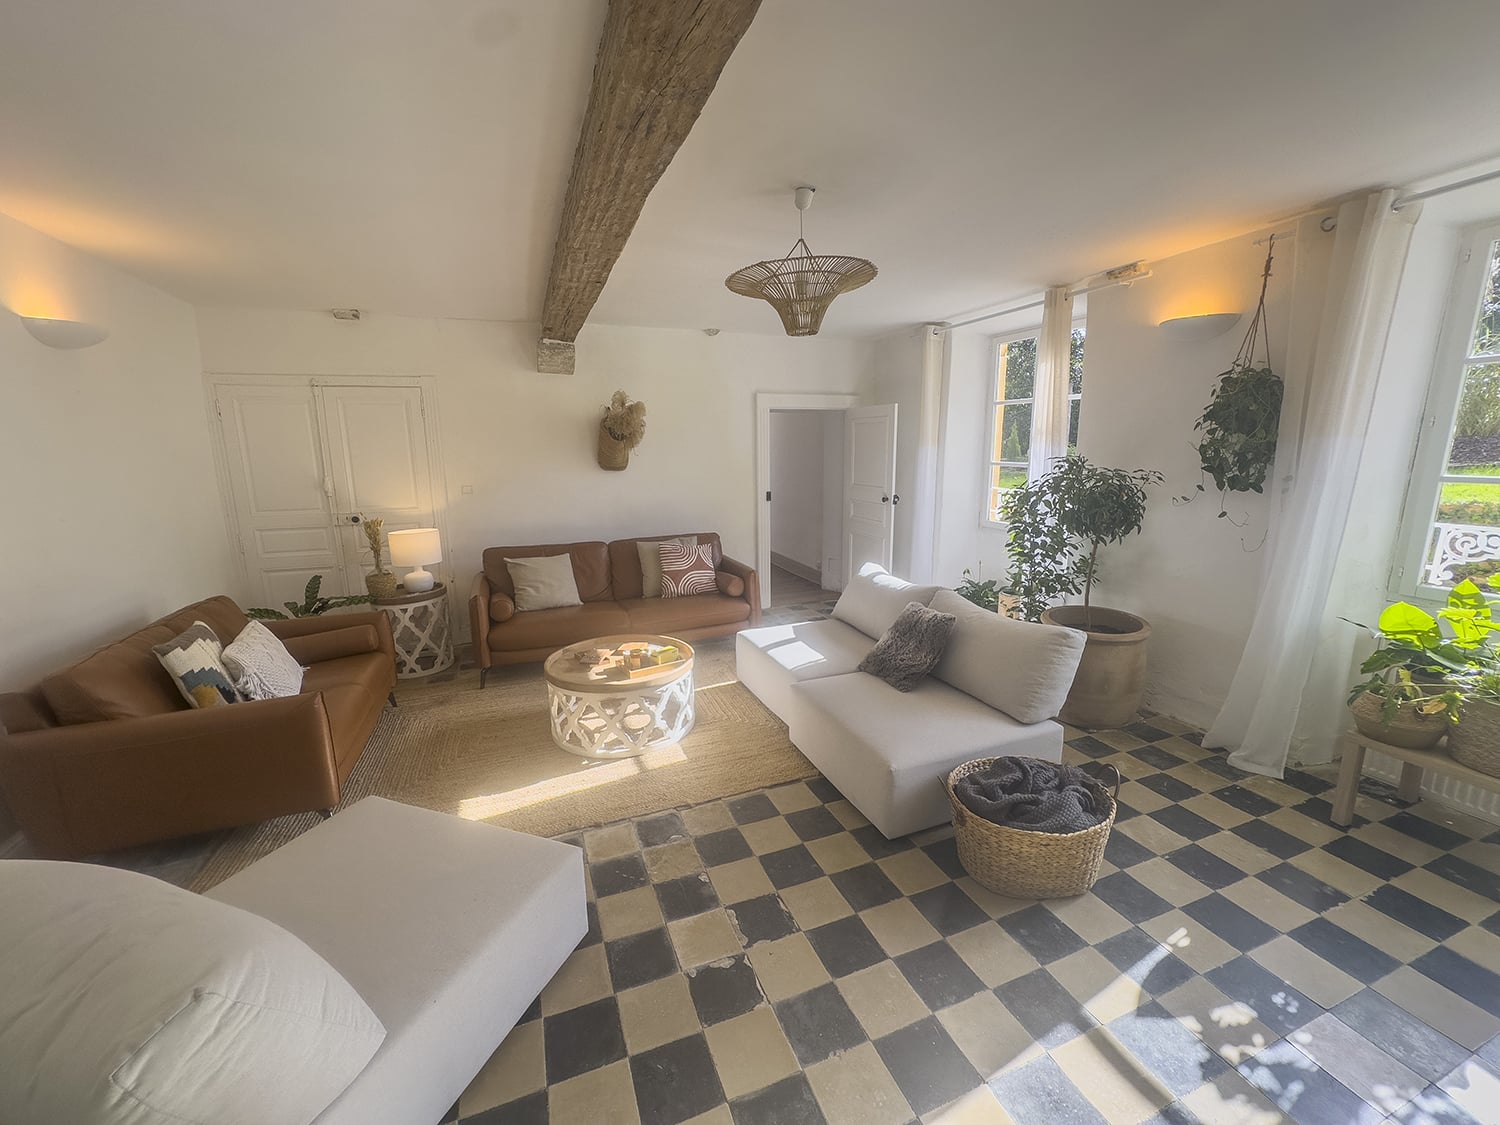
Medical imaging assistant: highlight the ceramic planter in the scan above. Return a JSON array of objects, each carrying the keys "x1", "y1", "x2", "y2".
[{"x1": 1040, "y1": 605, "x2": 1151, "y2": 730}]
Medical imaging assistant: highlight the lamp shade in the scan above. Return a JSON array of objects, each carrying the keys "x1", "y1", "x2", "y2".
[
  {"x1": 20, "y1": 316, "x2": 109, "y2": 349},
  {"x1": 1157, "y1": 313, "x2": 1241, "y2": 341},
  {"x1": 388, "y1": 528, "x2": 441, "y2": 567}
]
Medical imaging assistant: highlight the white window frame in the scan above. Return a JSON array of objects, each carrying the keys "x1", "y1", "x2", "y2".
[
  {"x1": 1393, "y1": 217, "x2": 1500, "y2": 602},
  {"x1": 981, "y1": 320, "x2": 1086, "y2": 528}
]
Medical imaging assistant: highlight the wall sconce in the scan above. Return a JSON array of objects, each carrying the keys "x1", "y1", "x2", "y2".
[
  {"x1": 1157, "y1": 313, "x2": 1240, "y2": 341},
  {"x1": 19, "y1": 316, "x2": 110, "y2": 349}
]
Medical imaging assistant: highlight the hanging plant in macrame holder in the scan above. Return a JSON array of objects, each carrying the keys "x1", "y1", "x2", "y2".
[{"x1": 1186, "y1": 235, "x2": 1286, "y2": 517}]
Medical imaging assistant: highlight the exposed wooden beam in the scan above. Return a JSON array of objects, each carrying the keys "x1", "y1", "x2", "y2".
[{"x1": 537, "y1": 0, "x2": 761, "y2": 374}]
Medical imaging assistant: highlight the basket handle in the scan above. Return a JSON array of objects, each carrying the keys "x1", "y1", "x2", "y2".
[{"x1": 1083, "y1": 761, "x2": 1121, "y2": 799}]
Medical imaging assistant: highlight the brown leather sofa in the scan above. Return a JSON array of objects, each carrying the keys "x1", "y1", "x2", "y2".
[
  {"x1": 0, "y1": 595, "x2": 397, "y2": 858},
  {"x1": 469, "y1": 533, "x2": 760, "y2": 684}
]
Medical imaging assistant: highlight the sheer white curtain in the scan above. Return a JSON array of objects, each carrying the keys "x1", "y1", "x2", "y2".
[
  {"x1": 1205, "y1": 189, "x2": 1420, "y2": 777},
  {"x1": 1028, "y1": 286, "x2": 1074, "y2": 481}
]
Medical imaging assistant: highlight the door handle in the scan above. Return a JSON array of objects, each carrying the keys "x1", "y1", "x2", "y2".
[
  {"x1": 881, "y1": 495, "x2": 890, "y2": 504},
  {"x1": 348, "y1": 515, "x2": 361, "y2": 524},
  {"x1": 892, "y1": 493, "x2": 901, "y2": 506}
]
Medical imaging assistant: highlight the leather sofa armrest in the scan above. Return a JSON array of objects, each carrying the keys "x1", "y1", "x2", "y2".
[
  {"x1": 281, "y1": 624, "x2": 381, "y2": 665},
  {"x1": 268, "y1": 611, "x2": 396, "y2": 672},
  {"x1": 469, "y1": 572, "x2": 492, "y2": 670},
  {"x1": 0, "y1": 693, "x2": 339, "y2": 859},
  {"x1": 718, "y1": 555, "x2": 761, "y2": 627}
]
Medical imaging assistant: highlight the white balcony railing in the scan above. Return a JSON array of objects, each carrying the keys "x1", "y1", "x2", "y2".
[{"x1": 1425, "y1": 521, "x2": 1500, "y2": 586}]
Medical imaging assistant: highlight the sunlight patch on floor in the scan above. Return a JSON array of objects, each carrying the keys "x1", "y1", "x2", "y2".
[{"x1": 455, "y1": 744, "x2": 689, "y2": 820}]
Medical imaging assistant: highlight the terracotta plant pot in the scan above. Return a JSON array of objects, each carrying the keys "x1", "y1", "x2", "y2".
[
  {"x1": 1349, "y1": 691, "x2": 1446, "y2": 751},
  {"x1": 365, "y1": 571, "x2": 398, "y2": 599},
  {"x1": 1040, "y1": 605, "x2": 1150, "y2": 730}
]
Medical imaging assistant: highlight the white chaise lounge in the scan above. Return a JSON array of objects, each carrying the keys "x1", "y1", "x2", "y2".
[{"x1": 738, "y1": 566, "x2": 1085, "y2": 838}]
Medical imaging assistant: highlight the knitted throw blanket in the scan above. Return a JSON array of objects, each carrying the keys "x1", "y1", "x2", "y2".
[{"x1": 953, "y1": 758, "x2": 1105, "y2": 835}]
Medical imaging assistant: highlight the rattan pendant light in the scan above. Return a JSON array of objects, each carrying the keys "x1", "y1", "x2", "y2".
[{"x1": 725, "y1": 186, "x2": 877, "y2": 336}]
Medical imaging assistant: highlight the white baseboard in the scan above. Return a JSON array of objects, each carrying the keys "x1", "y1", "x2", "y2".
[{"x1": 770, "y1": 552, "x2": 822, "y2": 585}]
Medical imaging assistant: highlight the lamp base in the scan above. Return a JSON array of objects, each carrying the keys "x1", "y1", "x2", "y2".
[{"x1": 403, "y1": 567, "x2": 435, "y2": 593}]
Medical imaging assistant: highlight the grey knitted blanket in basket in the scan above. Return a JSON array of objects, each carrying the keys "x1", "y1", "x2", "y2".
[{"x1": 953, "y1": 759, "x2": 1105, "y2": 834}]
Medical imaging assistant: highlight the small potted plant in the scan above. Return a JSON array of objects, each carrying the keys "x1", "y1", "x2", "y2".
[
  {"x1": 1345, "y1": 598, "x2": 1474, "y2": 749},
  {"x1": 954, "y1": 568, "x2": 1019, "y2": 616},
  {"x1": 1448, "y1": 671, "x2": 1500, "y2": 776},
  {"x1": 361, "y1": 515, "x2": 398, "y2": 598},
  {"x1": 1002, "y1": 454, "x2": 1162, "y2": 728},
  {"x1": 247, "y1": 575, "x2": 373, "y2": 620}
]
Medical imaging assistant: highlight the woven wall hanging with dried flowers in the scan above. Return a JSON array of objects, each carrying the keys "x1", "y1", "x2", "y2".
[{"x1": 598, "y1": 390, "x2": 646, "y2": 471}]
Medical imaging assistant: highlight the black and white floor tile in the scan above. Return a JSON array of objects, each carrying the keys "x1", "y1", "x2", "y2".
[{"x1": 449, "y1": 717, "x2": 1500, "y2": 1125}]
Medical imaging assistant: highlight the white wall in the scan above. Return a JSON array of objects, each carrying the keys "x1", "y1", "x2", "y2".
[
  {"x1": 194, "y1": 310, "x2": 869, "y2": 640},
  {"x1": 769, "y1": 411, "x2": 826, "y2": 573},
  {"x1": 0, "y1": 211, "x2": 234, "y2": 692}
]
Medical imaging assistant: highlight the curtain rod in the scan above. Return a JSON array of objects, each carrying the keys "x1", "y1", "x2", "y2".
[
  {"x1": 1394, "y1": 166, "x2": 1500, "y2": 210},
  {"x1": 936, "y1": 266, "x2": 1151, "y2": 333}
]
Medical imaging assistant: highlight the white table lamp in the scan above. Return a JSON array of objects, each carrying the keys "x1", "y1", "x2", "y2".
[{"x1": 388, "y1": 528, "x2": 441, "y2": 592}]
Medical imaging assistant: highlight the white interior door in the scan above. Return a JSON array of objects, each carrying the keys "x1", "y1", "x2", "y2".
[
  {"x1": 845, "y1": 404, "x2": 898, "y2": 579},
  {"x1": 319, "y1": 384, "x2": 436, "y2": 589},
  {"x1": 214, "y1": 383, "x2": 343, "y2": 610}
]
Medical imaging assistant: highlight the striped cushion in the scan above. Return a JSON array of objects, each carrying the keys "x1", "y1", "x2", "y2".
[
  {"x1": 659, "y1": 542, "x2": 718, "y2": 598},
  {"x1": 152, "y1": 622, "x2": 238, "y2": 709}
]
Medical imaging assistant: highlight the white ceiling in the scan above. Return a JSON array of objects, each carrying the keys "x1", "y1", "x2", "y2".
[{"x1": 3, "y1": 1, "x2": 1499, "y2": 336}]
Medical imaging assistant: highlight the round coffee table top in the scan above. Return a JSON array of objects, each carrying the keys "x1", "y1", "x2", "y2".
[{"x1": 544, "y1": 635, "x2": 695, "y2": 692}]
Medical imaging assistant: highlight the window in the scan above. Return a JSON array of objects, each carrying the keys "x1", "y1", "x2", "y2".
[
  {"x1": 1399, "y1": 220, "x2": 1500, "y2": 595},
  {"x1": 983, "y1": 326, "x2": 1086, "y2": 524}
]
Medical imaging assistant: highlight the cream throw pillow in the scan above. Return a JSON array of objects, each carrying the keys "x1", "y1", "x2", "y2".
[
  {"x1": 151, "y1": 621, "x2": 239, "y2": 709},
  {"x1": 831, "y1": 563, "x2": 941, "y2": 639},
  {"x1": 0, "y1": 860, "x2": 386, "y2": 1125},
  {"x1": 507, "y1": 554, "x2": 583, "y2": 611},
  {"x1": 223, "y1": 620, "x2": 305, "y2": 701},
  {"x1": 637, "y1": 536, "x2": 697, "y2": 598}
]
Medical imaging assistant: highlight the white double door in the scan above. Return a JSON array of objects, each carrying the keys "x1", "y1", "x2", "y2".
[{"x1": 212, "y1": 379, "x2": 438, "y2": 611}]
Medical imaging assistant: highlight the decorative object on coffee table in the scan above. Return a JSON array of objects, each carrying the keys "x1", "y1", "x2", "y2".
[
  {"x1": 945, "y1": 756, "x2": 1118, "y2": 899},
  {"x1": 544, "y1": 635, "x2": 694, "y2": 758},
  {"x1": 597, "y1": 390, "x2": 646, "y2": 470},
  {"x1": 388, "y1": 528, "x2": 441, "y2": 593},
  {"x1": 373, "y1": 583, "x2": 453, "y2": 679},
  {"x1": 361, "y1": 515, "x2": 398, "y2": 599}
]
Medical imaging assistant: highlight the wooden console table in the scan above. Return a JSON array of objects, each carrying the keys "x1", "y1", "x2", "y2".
[{"x1": 1333, "y1": 730, "x2": 1500, "y2": 826}]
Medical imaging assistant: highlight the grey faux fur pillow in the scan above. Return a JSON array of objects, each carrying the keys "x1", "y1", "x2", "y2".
[{"x1": 858, "y1": 601, "x2": 958, "y2": 692}]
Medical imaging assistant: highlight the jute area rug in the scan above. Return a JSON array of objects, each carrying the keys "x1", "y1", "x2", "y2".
[{"x1": 189, "y1": 637, "x2": 815, "y2": 891}]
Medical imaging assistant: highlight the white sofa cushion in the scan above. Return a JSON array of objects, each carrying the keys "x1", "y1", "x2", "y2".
[
  {"x1": 929, "y1": 588, "x2": 1085, "y2": 725},
  {"x1": 207, "y1": 797, "x2": 587, "y2": 1125},
  {"x1": 0, "y1": 860, "x2": 385, "y2": 1125},
  {"x1": 736, "y1": 618, "x2": 874, "y2": 720},
  {"x1": 830, "y1": 563, "x2": 940, "y2": 639},
  {"x1": 790, "y1": 672, "x2": 1063, "y2": 838}
]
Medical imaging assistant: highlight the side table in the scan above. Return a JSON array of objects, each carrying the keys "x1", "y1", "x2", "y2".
[
  {"x1": 1333, "y1": 730, "x2": 1500, "y2": 826},
  {"x1": 374, "y1": 583, "x2": 454, "y2": 679}
]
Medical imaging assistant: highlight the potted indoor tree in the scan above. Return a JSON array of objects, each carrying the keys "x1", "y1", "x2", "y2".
[{"x1": 1002, "y1": 454, "x2": 1162, "y2": 728}]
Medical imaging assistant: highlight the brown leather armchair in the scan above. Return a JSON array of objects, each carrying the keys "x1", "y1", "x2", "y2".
[
  {"x1": 470, "y1": 533, "x2": 760, "y2": 685},
  {"x1": 0, "y1": 596, "x2": 397, "y2": 858}
]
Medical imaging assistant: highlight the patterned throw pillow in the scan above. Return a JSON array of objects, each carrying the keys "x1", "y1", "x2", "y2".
[
  {"x1": 222, "y1": 620, "x2": 305, "y2": 701},
  {"x1": 659, "y1": 541, "x2": 718, "y2": 598},
  {"x1": 857, "y1": 601, "x2": 958, "y2": 692},
  {"x1": 152, "y1": 622, "x2": 239, "y2": 709}
]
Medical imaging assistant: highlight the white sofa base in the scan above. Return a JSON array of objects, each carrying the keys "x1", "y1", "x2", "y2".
[
  {"x1": 207, "y1": 797, "x2": 586, "y2": 1125},
  {"x1": 790, "y1": 673, "x2": 1062, "y2": 839}
]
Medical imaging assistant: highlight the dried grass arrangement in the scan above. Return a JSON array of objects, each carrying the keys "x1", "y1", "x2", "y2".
[
  {"x1": 361, "y1": 515, "x2": 398, "y2": 598},
  {"x1": 599, "y1": 390, "x2": 646, "y2": 471}
]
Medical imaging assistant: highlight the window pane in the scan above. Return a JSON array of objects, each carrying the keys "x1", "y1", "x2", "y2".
[
  {"x1": 988, "y1": 464, "x2": 1027, "y2": 521},
  {"x1": 1067, "y1": 396, "x2": 1081, "y2": 452},
  {"x1": 994, "y1": 401, "x2": 1031, "y2": 463},
  {"x1": 1069, "y1": 328, "x2": 1086, "y2": 395},
  {"x1": 1430, "y1": 480, "x2": 1500, "y2": 587},
  {"x1": 1447, "y1": 363, "x2": 1500, "y2": 472},
  {"x1": 997, "y1": 336, "x2": 1037, "y2": 400},
  {"x1": 1472, "y1": 239, "x2": 1500, "y2": 357}
]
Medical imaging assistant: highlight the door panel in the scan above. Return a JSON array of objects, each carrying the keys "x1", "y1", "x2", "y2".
[
  {"x1": 845, "y1": 405, "x2": 898, "y2": 579},
  {"x1": 215, "y1": 384, "x2": 342, "y2": 611},
  {"x1": 319, "y1": 384, "x2": 436, "y2": 589}
]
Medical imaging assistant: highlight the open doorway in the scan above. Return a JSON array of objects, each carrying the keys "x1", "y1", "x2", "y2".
[{"x1": 768, "y1": 409, "x2": 845, "y2": 610}]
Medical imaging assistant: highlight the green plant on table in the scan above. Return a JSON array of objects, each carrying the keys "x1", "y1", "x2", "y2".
[
  {"x1": 954, "y1": 568, "x2": 1001, "y2": 612},
  {"x1": 1347, "y1": 667, "x2": 1463, "y2": 726},
  {"x1": 246, "y1": 575, "x2": 373, "y2": 620},
  {"x1": 1000, "y1": 454, "x2": 1162, "y2": 625}
]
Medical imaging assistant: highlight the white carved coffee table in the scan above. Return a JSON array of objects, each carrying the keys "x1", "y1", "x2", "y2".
[{"x1": 543, "y1": 635, "x2": 695, "y2": 758}]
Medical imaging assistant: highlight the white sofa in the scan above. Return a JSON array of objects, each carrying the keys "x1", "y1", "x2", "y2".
[
  {"x1": 0, "y1": 797, "x2": 586, "y2": 1125},
  {"x1": 738, "y1": 566, "x2": 1085, "y2": 838}
]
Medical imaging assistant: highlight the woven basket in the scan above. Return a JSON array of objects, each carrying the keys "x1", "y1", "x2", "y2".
[
  {"x1": 1349, "y1": 691, "x2": 1446, "y2": 750},
  {"x1": 364, "y1": 571, "x2": 398, "y2": 599},
  {"x1": 945, "y1": 757, "x2": 1119, "y2": 900},
  {"x1": 597, "y1": 423, "x2": 630, "y2": 471},
  {"x1": 1449, "y1": 697, "x2": 1500, "y2": 777}
]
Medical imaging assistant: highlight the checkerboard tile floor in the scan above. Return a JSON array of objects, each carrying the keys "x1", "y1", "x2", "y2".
[{"x1": 447, "y1": 717, "x2": 1500, "y2": 1125}]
